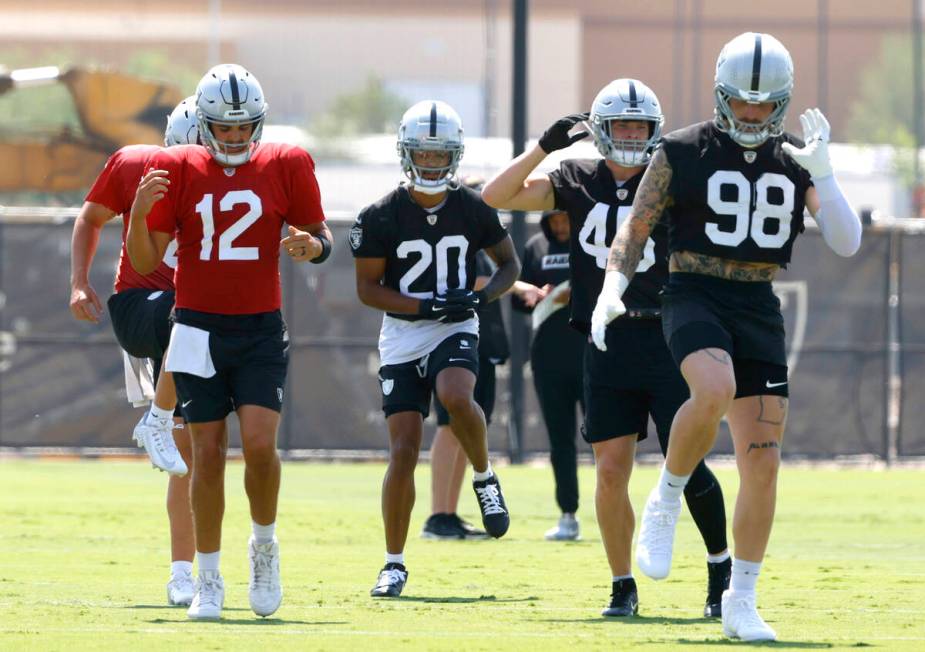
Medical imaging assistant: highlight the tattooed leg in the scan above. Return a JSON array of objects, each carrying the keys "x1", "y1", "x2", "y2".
[
  {"x1": 662, "y1": 348, "x2": 737, "y2": 476},
  {"x1": 727, "y1": 395, "x2": 788, "y2": 562}
]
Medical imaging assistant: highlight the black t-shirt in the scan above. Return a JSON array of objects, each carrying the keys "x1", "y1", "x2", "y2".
[
  {"x1": 549, "y1": 158, "x2": 668, "y2": 333},
  {"x1": 661, "y1": 121, "x2": 813, "y2": 265},
  {"x1": 349, "y1": 184, "x2": 508, "y2": 321}
]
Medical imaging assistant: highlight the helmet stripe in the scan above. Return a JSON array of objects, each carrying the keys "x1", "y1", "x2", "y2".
[
  {"x1": 228, "y1": 68, "x2": 241, "y2": 110},
  {"x1": 750, "y1": 34, "x2": 763, "y2": 92},
  {"x1": 628, "y1": 80, "x2": 638, "y2": 108},
  {"x1": 429, "y1": 102, "x2": 437, "y2": 137}
]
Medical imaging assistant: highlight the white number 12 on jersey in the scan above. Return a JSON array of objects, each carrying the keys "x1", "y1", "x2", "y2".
[
  {"x1": 194, "y1": 190, "x2": 263, "y2": 261},
  {"x1": 578, "y1": 203, "x2": 655, "y2": 272}
]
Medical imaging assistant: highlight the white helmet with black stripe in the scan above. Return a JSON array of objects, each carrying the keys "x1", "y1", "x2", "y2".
[
  {"x1": 164, "y1": 96, "x2": 199, "y2": 146},
  {"x1": 588, "y1": 78, "x2": 664, "y2": 167},
  {"x1": 397, "y1": 100, "x2": 464, "y2": 195},
  {"x1": 714, "y1": 32, "x2": 794, "y2": 148},
  {"x1": 195, "y1": 63, "x2": 267, "y2": 166}
]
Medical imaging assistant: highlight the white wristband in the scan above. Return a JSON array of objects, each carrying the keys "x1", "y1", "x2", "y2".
[{"x1": 602, "y1": 270, "x2": 630, "y2": 299}]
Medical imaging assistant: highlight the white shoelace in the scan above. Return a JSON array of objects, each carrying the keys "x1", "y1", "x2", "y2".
[
  {"x1": 475, "y1": 484, "x2": 506, "y2": 516},
  {"x1": 198, "y1": 577, "x2": 222, "y2": 608},
  {"x1": 146, "y1": 417, "x2": 180, "y2": 459},
  {"x1": 376, "y1": 568, "x2": 406, "y2": 589},
  {"x1": 251, "y1": 547, "x2": 278, "y2": 591},
  {"x1": 641, "y1": 500, "x2": 679, "y2": 548}
]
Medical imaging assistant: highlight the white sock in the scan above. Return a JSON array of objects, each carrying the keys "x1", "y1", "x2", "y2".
[
  {"x1": 385, "y1": 552, "x2": 404, "y2": 566},
  {"x1": 731, "y1": 557, "x2": 761, "y2": 593},
  {"x1": 197, "y1": 550, "x2": 220, "y2": 573},
  {"x1": 149, "y1": 403, "x2": 174, "y2": 421},
  {"x1": 707, "y1": 551, "x2": 731, "y2": 564},
  {"x1": 612, "y1": 574, "x2": 633, "y2": 582},
  {"x1": 472, "y1": 461, "x2": 493, "y2": 482},
  {"x1": 171, "y1": 560, "x2": 193, "y2": 577},
  {"x1": 252, "y1": 520, "x2": 276, "y2": 545},
  {"x1": 657, "y1": 465, "x2": 689, "y2": 503}
]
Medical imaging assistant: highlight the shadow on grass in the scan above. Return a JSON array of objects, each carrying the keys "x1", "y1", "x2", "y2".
[
  {"x1": 146, "y1": 617, "x2": 348, "y2": 626},
  {"x1": 541, "y1": 615, "x2": 715, "y2": 626},
  {"x1": 396, "y1": 595, "x2": 539, "y2": 605},
  {"x1": 674, "y1": 639, "x2": 837, "y2": 649},
  {"x1": 129, "y1": 604, "x2": 249, "y2": 612}
]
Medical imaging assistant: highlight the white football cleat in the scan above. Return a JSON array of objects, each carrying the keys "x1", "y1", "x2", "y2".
[
  {"x1": 722, "y1": 590, "x2": 777, "y2": 642},
  {"x1": 133, "y1": 413, "x2": 187, "y2": 476},
  {"x1": 544, "y1": 513, "x2": 580, "y2": 541},
  {"x1": 249, "y1": 535, "x2": 282, "y2": 617},
  {"x1": 187, "y1": 570, "x2": 224, "y2": 620},
  {"x1": 635, "y1": 487, "x2": 681, "y2": 580},
  {"x1": 166, "y1": 571, "x2": 195, "y2": 606}
]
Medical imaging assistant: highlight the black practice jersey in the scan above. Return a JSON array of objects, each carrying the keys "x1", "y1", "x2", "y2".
[
  {"x1": 661, "y1": 121, "x2": 813, "y2": 265},
  {"x1": 549, "y1": 158, "x2": 668, "y2": 333},
  {"x1": 349, "y1": 184, "x2": 508, "y2": 321}
]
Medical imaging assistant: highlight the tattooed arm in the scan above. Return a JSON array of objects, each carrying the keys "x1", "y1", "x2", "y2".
[
  {"x1": 480, "y1": 235, "x2": 520, "y2": 302},
  {"x1": 605, "y1": 147, "x2": 673, "y2": 278}
]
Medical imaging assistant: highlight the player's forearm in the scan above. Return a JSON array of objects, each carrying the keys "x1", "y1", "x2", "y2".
[
  {"x1": 125, "y1": 208, "x2": 160, "y2": 275},
  {"x1": 357, "y1": 282, "x2": 421, "y2": 315},
  {"x1": 481, "y1": 145, "x2": 547, "y2": 208},
  {"x1": 479, "y1": 256, "x2": 520, "y2": 303},
  {"x1": 813, "y1": 175, "x2": 862, "y2": 257},
  {"x1": 69, "y1": 218, "x2": 101, "y2": 287}
]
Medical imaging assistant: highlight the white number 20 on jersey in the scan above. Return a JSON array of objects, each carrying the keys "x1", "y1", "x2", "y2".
[
  {"x1": 578, "y1": 202, "x2": 655, "y2": 272},
  {"x1": 194, "y1": 190, "x2": 263, "y2": 260}
]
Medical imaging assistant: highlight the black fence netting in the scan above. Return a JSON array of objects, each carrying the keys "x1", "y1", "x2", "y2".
[{"x1": 0, "y1": 221, "x2": 916, "y2": 458}]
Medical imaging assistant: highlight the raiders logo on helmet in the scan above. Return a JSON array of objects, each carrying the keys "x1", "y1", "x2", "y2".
[{"x1": 349, "y1": 225, "x2": 363, "y2": 250}]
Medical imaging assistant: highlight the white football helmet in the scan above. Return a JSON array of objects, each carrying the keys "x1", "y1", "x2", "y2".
[
  {"x1": 714, "y1": 32, "x2": 793, "y2": 148},
  {"x1": 164, "y1": 96, "x2": 199, "y2": 146},
  {"x1": 588, "y1": 78, "x2": 663, "y2": 167},
  {"x1": 195, "y1": 64, "x2": 267, "y2": 166},
  {"x1": 397, "y1": 100, "x2": 464, "y2": 195}
]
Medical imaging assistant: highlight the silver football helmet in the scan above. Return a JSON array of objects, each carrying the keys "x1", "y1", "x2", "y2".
[
  {"x1": 164, "y1": 96, "x2": 199, "y2": 146},
  {"x1": 195, "y1": 64, "x2": 267, "y2": 166},
  {"x1": 714, "y1": 32, "x2": 793, "y2": 148},
  {"x1": 397, "y1": 100, "x2": 464, "y2": 195},
  {"x1": 588, "y1": 78, "x2": 664, "y2": 167}
]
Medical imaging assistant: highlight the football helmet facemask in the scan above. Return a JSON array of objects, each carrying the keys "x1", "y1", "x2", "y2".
[
  {"x1": 589, "y1": 78, "x2": 663, "y2": 167},
  {"x1": 714, "y1": 32, "x2": 793, "y2": 148},
  {"x1": 397, "y1": 100, "x2": 464, "y2": 195},
  {"x1": 164, "y1": 96, "x2": 200, "y2": 146},
  {"x1": 195, "y1": 64, "x2": 267, "y2": 166}
]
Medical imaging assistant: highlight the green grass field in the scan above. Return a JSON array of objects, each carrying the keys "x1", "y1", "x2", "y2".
[{"x1": 0, "y1": 460, "x2": 923, "y2": 650}]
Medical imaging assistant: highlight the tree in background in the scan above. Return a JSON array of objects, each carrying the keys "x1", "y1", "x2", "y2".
[
  {"x1": 311, "y1": 75, "x2": 407, "y2": 138},
  {"x1": 845, "y1": 35, "x2": 921, "y2": 193}
]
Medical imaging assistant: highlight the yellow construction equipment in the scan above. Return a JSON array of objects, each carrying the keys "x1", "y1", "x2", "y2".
[{"x1": 0, "y1": 65, "x2": 183, "y2": 192}]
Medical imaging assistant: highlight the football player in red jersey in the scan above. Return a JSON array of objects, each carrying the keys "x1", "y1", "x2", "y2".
[
  {"x1": 126, "y1": 64, "x2": 331, "y2": 621},
  {"x1": 69, "y1": 96, "x2": 199, "y2": 607}
]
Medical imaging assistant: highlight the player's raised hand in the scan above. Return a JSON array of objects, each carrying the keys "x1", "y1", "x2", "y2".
[
  {"x1": 281, "y1": 225, "x2": 322, "y2": 262},
  {"x1": 132, "y1": 169, "x2": 170, "y2": 220},
  {"x1": 538, "y1": 113, "x2": 590, "y2": 154},
  {"x1": 69, "y1": 283, "x2": 103, "y2": 323},
  {"x1": 781, "y1": 108, "x2": 833, "y2": 179}
]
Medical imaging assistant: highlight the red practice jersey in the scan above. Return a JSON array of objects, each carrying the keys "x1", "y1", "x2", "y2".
[
  {"x1": 84, "y1": 144, "x2": 176, "y2": 292},
  {"x1": 145, "y1": 142, "x2": 326, "y2": 314}
]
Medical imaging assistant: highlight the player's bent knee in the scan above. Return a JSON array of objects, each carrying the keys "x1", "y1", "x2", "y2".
[
  {"x1": 690, "y1": 381, "x2": 735, "y2": 417},
  {"x1": 388, "y1": 439, "x2": 420, "y2": 471},
  {"x1": 438, "y1": 391, "x2": 474, "y2": 417}
]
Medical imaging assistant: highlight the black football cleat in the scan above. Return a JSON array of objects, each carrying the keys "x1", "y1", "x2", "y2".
[
  {"x1": 472, "y1": 474, "x2": 509, "y2": 538},
  {"x1": 421, "y1": 514, "x2": 463, "y2": 540},
  {"x1": 704, "y1": 557, "x2": 731, "y2": 617},
  {"x1": 449, "y1": 513, "x2": 490, "y2": 540},
  {"x1": 370, "y1": 563, "x2": 408, "y2": 598},
  {"x1": 602, "y1": 578, "x2": 639, "y2": 617}
]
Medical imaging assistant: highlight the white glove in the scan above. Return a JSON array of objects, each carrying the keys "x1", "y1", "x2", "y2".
[
  {"x1": 781, "y1": 108, "x2": 833, "y2": 179},
  {"x1": 590, "y1": 271, "x2": 629, "y2": 351}
]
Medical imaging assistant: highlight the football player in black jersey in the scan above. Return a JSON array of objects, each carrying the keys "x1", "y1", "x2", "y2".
[
  {"x1": 593, "y1": 34, "x2": 861, "y2": 642},
  {"x1": 483, "y1": 79, "x2": 731, "y2": 619},
  {"x1": 350, "y1": 100, "x2": 519, "y2": 598}
]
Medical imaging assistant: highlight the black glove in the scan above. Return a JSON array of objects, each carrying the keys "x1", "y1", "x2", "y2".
[
  {"x1": 538, "y1": 112, "x2": 590, "y2": 154},
  {"x1": 417, "y1": 289, "x2": 485, "y2": 322}
]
